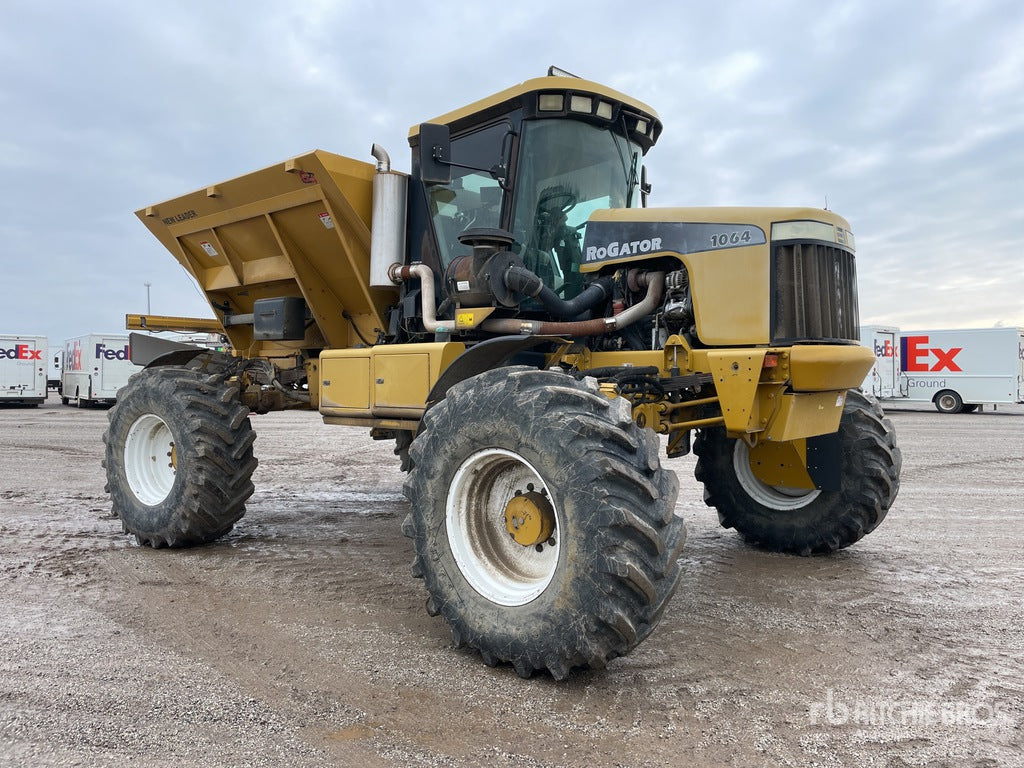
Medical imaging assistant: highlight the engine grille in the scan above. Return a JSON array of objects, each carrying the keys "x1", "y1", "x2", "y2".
[{"x1": 771, "y1": 242, "x2": 859, "y2": 343}]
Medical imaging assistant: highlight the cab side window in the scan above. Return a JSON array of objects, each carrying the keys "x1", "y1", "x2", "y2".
[{"x1": 428, "y1": 123, "x2": 508, "y2": 266}]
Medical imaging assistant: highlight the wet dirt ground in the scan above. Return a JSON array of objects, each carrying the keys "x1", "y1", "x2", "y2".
[{"x1": 1, "y1": 394, "x2": 1021, "y2": 767}]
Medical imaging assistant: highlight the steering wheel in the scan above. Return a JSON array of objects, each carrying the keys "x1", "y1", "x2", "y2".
[
  {"x1": 454, "y1": 210, "x2": 477, "y2": 230},
  {"x1": 537, "y1": 187, "x2": 577, "y2": 217}
]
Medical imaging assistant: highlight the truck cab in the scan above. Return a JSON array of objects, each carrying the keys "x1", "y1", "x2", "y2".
[{"x1": 406, "y1": 78, "x2": 656, "y2": 307}]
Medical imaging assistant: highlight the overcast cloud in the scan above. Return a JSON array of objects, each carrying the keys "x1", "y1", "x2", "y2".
[{"x1": 2, "y1": 0, "x2": 1022, "y2": 350}]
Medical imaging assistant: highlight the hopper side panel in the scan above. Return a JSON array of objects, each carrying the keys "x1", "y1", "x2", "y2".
[{"x1": 136, "y1": 150, "x2": 397, "y2": 353}]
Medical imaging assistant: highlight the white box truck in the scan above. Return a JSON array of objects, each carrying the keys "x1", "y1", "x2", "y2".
[
  {"x1": 0, "y1": 335, "x2": 48, "y2": 405},
  {"x1": 48, "y1": 348, "x2": 63, "y2": 390},
  {"x1": 861, "y1": 326, "x2": 1024, "y2": 413},
  {"x1": 60, "y1": 334, "x2": 141, "y2": 407}
]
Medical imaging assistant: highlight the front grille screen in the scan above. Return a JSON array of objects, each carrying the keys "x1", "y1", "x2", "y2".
[{"x1": 772, "y1": 242, "x2": 859, "y2": 343}]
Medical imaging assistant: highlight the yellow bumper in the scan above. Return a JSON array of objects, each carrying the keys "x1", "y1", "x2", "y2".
[{"x1": 787, "y1": 344, "x2": 874, "y2": 392}]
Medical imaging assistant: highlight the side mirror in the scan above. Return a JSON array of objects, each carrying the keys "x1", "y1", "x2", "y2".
[
  {"x1": 640, "y1": 165, "x2": 651, "y2": 208},
  {"x1": 418, "y1": 123, "x2": 452, "y2": 185}
]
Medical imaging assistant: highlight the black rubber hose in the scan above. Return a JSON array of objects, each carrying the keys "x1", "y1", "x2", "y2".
[
  {"x1": 502, "y1": 265, "x2": 544, "y2": 296},
  {"x1": 503, "y1": 267, "x2": 613, "y2": 318}
]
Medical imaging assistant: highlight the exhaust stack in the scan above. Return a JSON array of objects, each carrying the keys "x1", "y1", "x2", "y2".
[{"x1": 369, "y1": 144, "x2": 408, "y2": 288}]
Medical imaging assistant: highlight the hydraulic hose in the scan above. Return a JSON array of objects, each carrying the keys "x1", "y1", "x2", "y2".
[{"x1": 242, "y1": 358, "x2": 312, "y2": 404}]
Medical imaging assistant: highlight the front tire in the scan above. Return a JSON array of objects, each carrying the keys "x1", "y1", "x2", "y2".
[
  {"x1": 403, "y1": 367, "x2": 685, "y2": 679},
  {"x1": 102, "y1": 365, "x2": 257, "y2": 547},
  {"x1": 694, "y1": 389, "x2": 900, "y2": 555}
]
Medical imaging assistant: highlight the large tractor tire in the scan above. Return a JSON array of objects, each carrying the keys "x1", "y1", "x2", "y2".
[
  {"x1": 102, "y1": 365, "x2": 257, "y2": 547},
  {"x1": 694, "y1": 389, "x2": 900, "y2": 555},
  {"x1": 403, "y1": 367, "x2": 686, "y2": 679}
]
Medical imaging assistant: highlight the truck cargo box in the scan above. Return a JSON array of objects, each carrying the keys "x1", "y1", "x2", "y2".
[
  {"x1": 861, "y1": 325, "x2": 1024, "y2": 413},
  {"x1": 61, "y1": 334, "x2": 141, "y2": 406},
  {"x1": 0, "y1": 335, "x2": 48, "y2": 405}
]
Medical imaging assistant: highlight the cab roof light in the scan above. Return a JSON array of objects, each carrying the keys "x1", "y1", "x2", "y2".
[
  {"x1": 570, "y1": 94, "x2": 593, "y2": 113},
  {"x1": 596, "y1": 101, "x2": 613, "y2": 119},
  {"x1": 538, "y1": 93, "x2": 564, "y2": 111},
  {"x1": 547, "y1": 65, "x2": 581, "y2": 78}
]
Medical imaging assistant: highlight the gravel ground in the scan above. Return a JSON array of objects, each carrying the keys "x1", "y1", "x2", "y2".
[{"x1": 1, "y1": 394, "x2": 1022, "y2": 767}]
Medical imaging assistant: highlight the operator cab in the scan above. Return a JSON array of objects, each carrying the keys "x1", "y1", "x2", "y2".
[{"x1": 407, "y1": 72, "x2": 662, "y2": 305}]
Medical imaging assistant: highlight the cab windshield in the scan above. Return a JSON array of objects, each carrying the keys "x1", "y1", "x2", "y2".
[{"x1": 511, "y1": 119, "x2": 643, "y2": 299}]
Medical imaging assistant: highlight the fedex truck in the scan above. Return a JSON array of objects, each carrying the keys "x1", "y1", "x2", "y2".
[
  {"x1": 48, "y1": 349, "x2": 63, "y2": 390},
  {"x1": 0, "y1": 335, "x2": 48, "y2": 405},
  {"x1": 60, "y1": 334, "x2": 141, "y2": 407},
  {"x1": 861, "y1": 326, "x2": 1024, "y2": 413}
]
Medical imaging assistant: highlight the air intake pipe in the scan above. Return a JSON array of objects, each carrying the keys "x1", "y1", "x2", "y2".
[
  {"x1": 389, "y1": 263, "x2": 446, "y2": 333},
  {"x1": 503, "y1": 267, "x2": 613, "y2": 319},
  {"x1": 390, "y1": 263, "x2": 664, "y2": 339},
  {"x1": 481, "y1": 271, "x2": 665, "y2": 337}
]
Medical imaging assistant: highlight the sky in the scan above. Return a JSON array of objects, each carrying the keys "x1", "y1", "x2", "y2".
[{"x1": 2, "y1": 0, "x2": 1022, "y2": 355}]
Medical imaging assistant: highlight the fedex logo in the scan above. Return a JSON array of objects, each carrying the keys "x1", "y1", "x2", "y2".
[
  {"x1": 1, "y1": 344, "x2": 42, "y2": 360},
  {"x1": 96, "y1": 343, "x2": 130, "y2": 361},
  {"x1": 67, "y1": 340, "x2": 82, "y2": 371},
  {"x1": 873, "y1": 339, "x2": 895, "y2": 358},
  {"x1": 901, "y1": 335, "x2": 962, "y2": 372}
]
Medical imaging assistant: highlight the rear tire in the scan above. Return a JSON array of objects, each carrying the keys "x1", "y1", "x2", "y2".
[
  {"x1": 403, "y1": 367, "x2": 685, "y2": 679},
  {"x1": 694, "y1": 389, "x2": 900, "y2": 555},
  {"x1": 102, "y1": 365, "x2": 257, "y2": 547},
  {"x1": 935, "y1": 390, "x2": 964, "y2": 413}
]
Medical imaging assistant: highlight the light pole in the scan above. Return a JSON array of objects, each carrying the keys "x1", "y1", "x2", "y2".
[{"x1": 144, "y1": 282, "x2": 151, "y2": 314}]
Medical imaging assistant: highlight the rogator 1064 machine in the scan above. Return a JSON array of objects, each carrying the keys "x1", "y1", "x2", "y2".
[{"x1": 104, "y1": 68, "x2": 901, "y2": 679}]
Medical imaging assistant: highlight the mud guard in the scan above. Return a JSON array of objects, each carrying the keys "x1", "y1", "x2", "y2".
[
  {"x1": 425, "y1": 335, "x2": 559, "y2": 407},
  {"x1": 129, "y1": 332, "x2": 208, "y2": 369},
  {"x1": 805, "y1": 432, "x2": 841, "y2": 491}
]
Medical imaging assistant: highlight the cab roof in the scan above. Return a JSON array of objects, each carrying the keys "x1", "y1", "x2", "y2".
[{"x1": 407, "y1": 76, "x2": 662, "y2": 152}]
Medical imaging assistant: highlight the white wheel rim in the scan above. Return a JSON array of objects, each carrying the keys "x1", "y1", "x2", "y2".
[
  {"x1": 733, "y1": 441, "x2": 821, "y2": 510},
  {"x1": 124, "y1": 414, "x2": 176, "y2": 505},
  {"x1": 446, "y1": 448, "x2": 560, "y2": 606}
]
